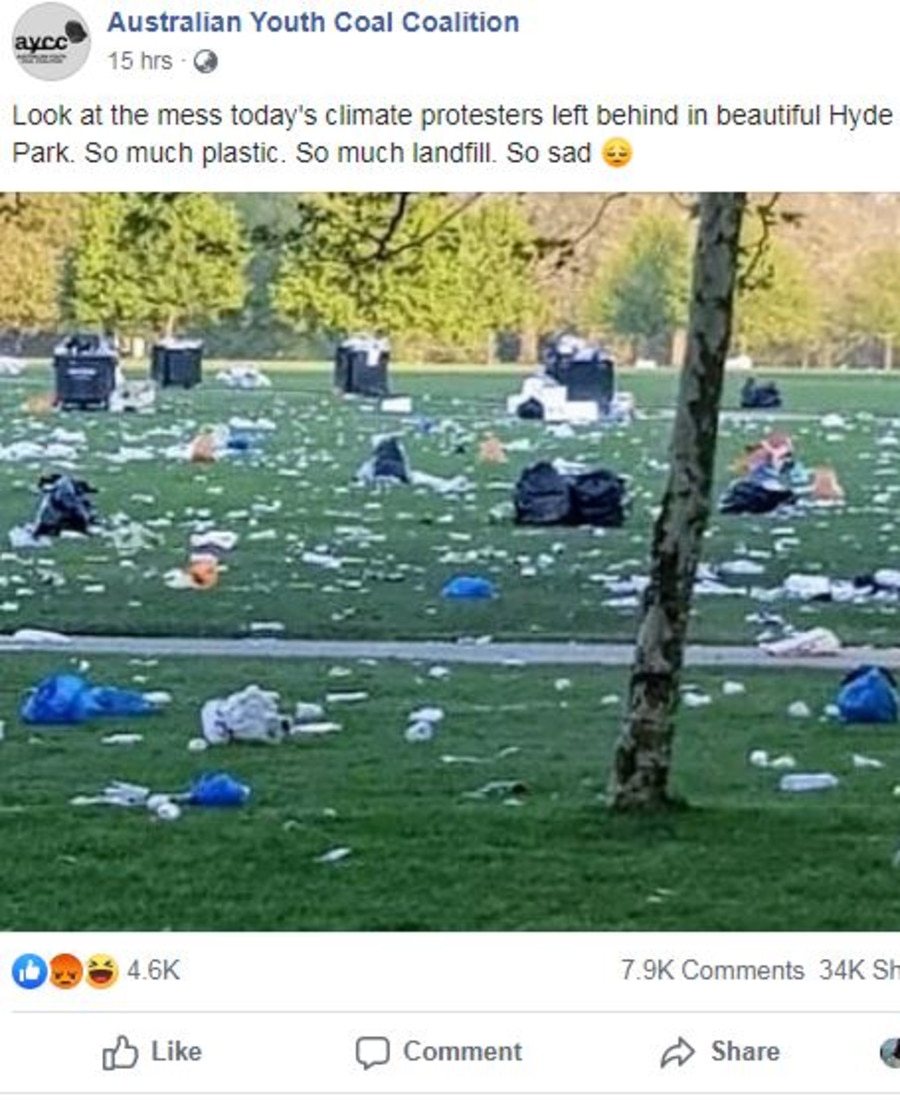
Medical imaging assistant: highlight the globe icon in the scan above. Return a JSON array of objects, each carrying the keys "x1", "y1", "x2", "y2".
[{"x1": 193, "y1": 49, "x2": 218, "y2": 74}]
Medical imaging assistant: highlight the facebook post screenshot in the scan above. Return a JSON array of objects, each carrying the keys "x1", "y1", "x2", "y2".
[{"x1": 1, "y1": 0, "x2": 899, "y2": 1096}]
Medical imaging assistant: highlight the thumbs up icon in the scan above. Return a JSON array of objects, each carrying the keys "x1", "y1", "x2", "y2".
[{"x1": 102, "y1": 1036, "x2": 140, "y2": 1072}]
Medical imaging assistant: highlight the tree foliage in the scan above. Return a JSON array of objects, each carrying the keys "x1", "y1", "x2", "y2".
[
  {"x1": 584, "y1": 212, "x2": 691, "y2": 351},
  {"x1": 66, "y1": 193, "x2": 248, "y2": 336},
  {"x1": 0, "y1": 194, "x2": 80, "y2": 331},
  {"x1": 734, "y1": 237, "x2": 821, "y2": 354},
  {"x1": 272, "y1": 194, "x2": 542, "y2": 358},
  {"x1": 843, "y1": 250, "x2": 900, "y2": 340}
]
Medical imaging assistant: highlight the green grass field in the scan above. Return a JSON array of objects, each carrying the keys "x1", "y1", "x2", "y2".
[
  {"x1": 2, "y1": 363, "x2": 900, "y2": 646},
  {"x1": 3, "y1": 362, "x2": 900, "y2": 931},
  {"x1": 3, "y1": 651, "x2": 899, "y2": 931}
]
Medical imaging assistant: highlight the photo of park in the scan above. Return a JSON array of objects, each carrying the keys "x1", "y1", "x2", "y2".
[{"x1": 1, "y1": 192, "x2": 900, "y2": 930}]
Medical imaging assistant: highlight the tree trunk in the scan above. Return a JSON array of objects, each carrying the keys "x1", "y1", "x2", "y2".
[
  {"x1": 883, "y1": 336, "x2": 894, "y2": 372},
  {"x1": 520, "y1": 327, "x2": 538, "y2": 365},
  {"x1": 610, "y1": 193, "x2": 747, "y2": 811}
]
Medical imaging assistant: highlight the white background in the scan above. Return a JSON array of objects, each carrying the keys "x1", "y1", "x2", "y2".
[{"x1": 2, "y1": 0, "x2": 898, "y2": 190}]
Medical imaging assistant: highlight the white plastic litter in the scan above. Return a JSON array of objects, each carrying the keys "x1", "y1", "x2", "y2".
[
  {"x1": 292, "y1": 722, "x2": 341, "y2": 737},
  {"x1": 315, "y1": 846, "x2": 352, "y2": 864},
  {"x1": 769, "y1": 754, "x2": 797, "y2": 770},
  {"x1": 748, "y1": 750, "x2": 769, "y2": 768},
  {"x1": 218, "y1": 365, "x2": 272, "y2": 389},
  {"x1": 722, "y1": 680, "x2": 746, "y2": 696},
  {"x1": 190, "y1": 530, "x2": 239, "y2": 552},
  {"x1": 101, "y1": 734, "x2": 144, "y2": 746},
  {"x1": 10, "y1": 628, "x2": 72, "y2": 645},
  {"x1": 201, "y1": 685, "x2": 286, "y2": 745},
  {"x1": 761, "y1": 628, "x2": 842, "y2": 657},
  {"x1": 8, "y1": 525, "x2": 51, "y2": 550},
  {"x1": 409, "y1": 706, "x2": 444, "y2": 725},
  {"x1": 187, "y1": 737, "x2": 208, "y2": 753},
  {"x1": 404, "y1": 720, "x2": 435, "y2": 743},
  {"x1": 779, "y1": 773, "x2": 840, "y2": 792},
  {"x1": 155, "y1": 801, "x2": 181, "y2": 821},
  {"x1": 852, "y1": 753, "x2": 885, "y2": 769},
  {"x1": 295, "y1": 702, "x2": 325, "y2": 722},
  {"x1": 325, "y1": 691, "x2": 369, "y2": 704},
  {"x1": 682, "y1": 691, "x2": 712, "y2": 708},
  {"x1": 787, "y1": 701, "x2": 812, "y2": 719}
]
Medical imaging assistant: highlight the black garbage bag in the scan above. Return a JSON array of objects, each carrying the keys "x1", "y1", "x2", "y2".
[
  {"x1": 33, "y1": 474, "x2": 98, "y2": 537},
  {"x1": 571, "y1": 469, "x2": 627, "y2": 528},
  {"x1": 740, "y1": 378, "x2": 782, "y2": 409},
  {"x1": 514, "y1": 462, "x2": 573, "y2": 525},
  {"x1": 516, "y1": 397, "x2": 545, "y2": 420},
  {"x1": 719, "y1": 478, "x2": 795, "y2": 515},
  {"x1": 372, "y1": 437, "x2": 410, "y2": 483}
]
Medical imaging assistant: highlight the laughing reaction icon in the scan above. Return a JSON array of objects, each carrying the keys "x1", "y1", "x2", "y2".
[{"x1": 85, "y1": 954, "x2": 118, "y2": 989}]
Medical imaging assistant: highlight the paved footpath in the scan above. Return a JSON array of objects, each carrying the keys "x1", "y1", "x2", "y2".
[{"x1": 0, "y1": 634, "x2": 898, "y2": 670}]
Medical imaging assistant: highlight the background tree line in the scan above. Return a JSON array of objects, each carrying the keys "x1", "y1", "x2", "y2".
[{"x1": 2, "y1": 191, "x2": 899, "y2": 368}]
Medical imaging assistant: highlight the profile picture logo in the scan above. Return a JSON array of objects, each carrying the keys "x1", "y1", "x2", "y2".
[{"x1": 13, "y1": 2, "x2": 90, "y2": 81}]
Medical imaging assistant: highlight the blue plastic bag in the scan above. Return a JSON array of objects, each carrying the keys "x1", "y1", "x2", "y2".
[
  {"x1": 188, "y1": 772, "x2": 252, "y2": 808},
  {"x1": 441, "y1": 575, "x2": 496, "y2": 600},
  {"x1": 21, "y1": 673, "x2": 155, "y2": 725},
  {"x1": 836, "y1": 666, "x2": 898, "y2": 724}
]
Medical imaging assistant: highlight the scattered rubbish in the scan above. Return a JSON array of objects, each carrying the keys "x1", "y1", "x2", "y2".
[
  {"x1": 187, "y1": 737, "x2": 208, "y2": 753},
  {"x1": 22, "y1": 673, "x2": 159, "y2": 725},
  {"x1": 441, "y1": 575, "x2": 496, "y2": 600},
  {"x1": 155, "y1": 801, "x2": 182, "y2": 822},
  {"x1": 514, "y1": 462, "x2": 627, "y2": 528},
  {"x1": 356, "y1": 436, "x2": 410, "y2": 484},
  {"x1": 770, "y1": 754, "x2": 797, "y2": 769},
  {"x1": 740, "y1": 377, "x2": 782, "y2": 409},
  {"x1": 404, "y1": 720, "x2": 435, "y2": 742},
  {"x1": 10, "y1": 628, "x2": 72, "y2": 646},
  {"x1": 190, "y1": 530, "x2": 239, "y2": 553},
  {"x1": 380, "y1": 395, "x2": 412, "y2": 414},
  {"x1": 722, "y1": 680, "x2": 746, "y2": 695},
  {"x1": 810, "y1": 466, "x2": 845, "y2": 504},
  {"x1": 109, "y1": 379, "x2": 157, "y2": 414},
  {"x1": 189, "y1": 772, "x2": 251, "y2": 807},
  {"x1": 836, "y1": 666, "x2": 898, "y2": 724},
  {"x1": 292, "y1": 722, "x2": 341, "y2": 738},
  {"x1": 217, "y1": 365, "x2": 272, "y2": 389},
  {"x1": 463, "y1": 779, "x2": 529, "y2": 800},
  {"x1": 325, "y1": 691, "x2": 369, "y2": 704},
  {"x1": 682, "y1": 691, "x2": 712, "y2": 708},
  {"x1": 478, "y1": 435, "x2": 507, "y2": 464},
  {"x1": 779, "y1": 773, "x2": 840, "y2": 793},
  {"x1": 427, "y1": 666, "x2": 451, "y2": 680},
  {"x1": 787, "y1": 701, "x2": 812, "y2": 719},
  {"x1": 201, "y1": 685, "x2": 289, "y2": 745},
  {"x1": 761, "y1": 628, "x2": 842, "y2": 657},
  {"x1": 719, "y1": 472, "x2": 796, "y2": 515},
  {"x1": 749, "y1": 749, "x2": 769, "y2": 768},
  {"x1": 315, "y1": 846, "x2": 352, "y2": 864},
  {"x1": 101, "y1": 733, "x2": 144, "y2": 746},
  {"x1": 852, "y1": 753, "x2": 885, "y2": 769},
  {"x1": 295, "y1": 702, "x2": 325, "y2": 722},
  {"x1": 32, "y1": 474, "x2": 98, "y2": 538}
]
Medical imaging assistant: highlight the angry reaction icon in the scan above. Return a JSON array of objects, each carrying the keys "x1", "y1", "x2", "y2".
[
  {"x1": 49, "y1": 954, "x2": 83, "y2": 990},
  {"x1": 85, "y1": 954, "x2": 119, "y2": 989}
]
